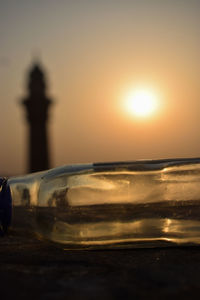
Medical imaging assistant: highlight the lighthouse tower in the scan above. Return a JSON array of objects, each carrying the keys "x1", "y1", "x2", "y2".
[{"x1": 22, "y1": 63, "x2": 52, "y2": 173}]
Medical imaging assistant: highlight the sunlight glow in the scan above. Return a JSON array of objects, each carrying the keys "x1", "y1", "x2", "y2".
[{"x1": 124, "y1": 89, "x2": 158, "y2": 118}]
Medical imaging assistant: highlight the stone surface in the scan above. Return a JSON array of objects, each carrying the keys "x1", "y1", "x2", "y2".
[{"x1": 1, "y1": 216, "x2": 200, "y2": 299}]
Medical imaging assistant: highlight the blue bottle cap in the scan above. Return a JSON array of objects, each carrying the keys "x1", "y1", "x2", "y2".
[{"x1": 0, "y1": 178, "x2": 12, "y2": 235}]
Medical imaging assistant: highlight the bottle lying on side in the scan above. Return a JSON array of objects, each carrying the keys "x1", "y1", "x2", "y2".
[{"x1": 1, "y1": 157, "x2": 200, "y2": 249}]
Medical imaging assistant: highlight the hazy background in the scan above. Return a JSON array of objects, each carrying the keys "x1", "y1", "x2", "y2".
[{"x1": 0, "y1": 0, "x2": 200, "y2": 175}]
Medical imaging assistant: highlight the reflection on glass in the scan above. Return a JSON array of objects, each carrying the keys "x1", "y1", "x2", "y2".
[{"x1": 7, "y1": 158, "x2": 200, "y2": 248}]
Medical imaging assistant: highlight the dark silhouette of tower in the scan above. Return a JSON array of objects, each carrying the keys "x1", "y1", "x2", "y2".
[{"x1": 21, "y1": 63, "x2": 52, "y2": 173}]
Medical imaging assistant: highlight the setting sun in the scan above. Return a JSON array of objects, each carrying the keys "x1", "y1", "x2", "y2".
[
  {"x1": 1, "y1": 0, "x2": 200, "y2": 175},
  {"x1": 124, "y1": 89, "x2": 158, "y2": 118}
]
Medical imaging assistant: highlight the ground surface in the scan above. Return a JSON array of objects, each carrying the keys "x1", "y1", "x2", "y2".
[{"x1": 1, "y1": 211, "x2": 200, "y2": 299}]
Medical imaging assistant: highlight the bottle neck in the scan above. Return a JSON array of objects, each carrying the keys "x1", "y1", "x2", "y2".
[
  {"x1": 8, "y1": 171, "x2": 46, "y2": 207},
  {"x1": 0, "y1": 171, "x2": 46, "y2": 233}
]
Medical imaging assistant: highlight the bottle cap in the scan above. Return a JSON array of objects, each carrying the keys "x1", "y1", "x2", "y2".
[{"x1": 0, "y1": 178, "x2": 12, "y2": 235}]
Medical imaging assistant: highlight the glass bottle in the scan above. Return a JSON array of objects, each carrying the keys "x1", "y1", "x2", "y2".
[{"x1": 1, "y1": 157, "x2": 200, "y2": 249}]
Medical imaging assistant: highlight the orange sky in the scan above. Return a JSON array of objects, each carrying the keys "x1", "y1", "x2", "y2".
[{"x1": 0, "y1": 0, "x2": 200, "y2": 175}]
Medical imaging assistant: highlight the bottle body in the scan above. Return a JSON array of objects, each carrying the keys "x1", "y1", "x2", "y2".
[{"x1": 7, "y1": 158, "x2": 200, "y2": 249}]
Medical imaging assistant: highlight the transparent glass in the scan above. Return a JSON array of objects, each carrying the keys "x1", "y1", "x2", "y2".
[{"x1": 8, "y1": 158, "x2": 200, "y2": 249}]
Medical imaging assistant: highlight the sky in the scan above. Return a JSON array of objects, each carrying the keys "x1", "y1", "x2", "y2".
[{"x1": 0, "y1": 0, "x2": 200, "y2": 175}]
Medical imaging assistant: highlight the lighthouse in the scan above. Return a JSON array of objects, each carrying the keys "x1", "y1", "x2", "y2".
[{"x1": 22, "y1": 63, "x2": 52, "y2": 173}]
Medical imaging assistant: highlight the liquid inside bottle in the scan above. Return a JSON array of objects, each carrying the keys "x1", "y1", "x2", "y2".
[{"x1": 7, "y1": 158, "x2": 200, "y2": 249}]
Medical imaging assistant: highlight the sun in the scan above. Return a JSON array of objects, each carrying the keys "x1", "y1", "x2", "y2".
[{"x1": 124, "y1": 88, "x2": 158, "y2": 118}]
